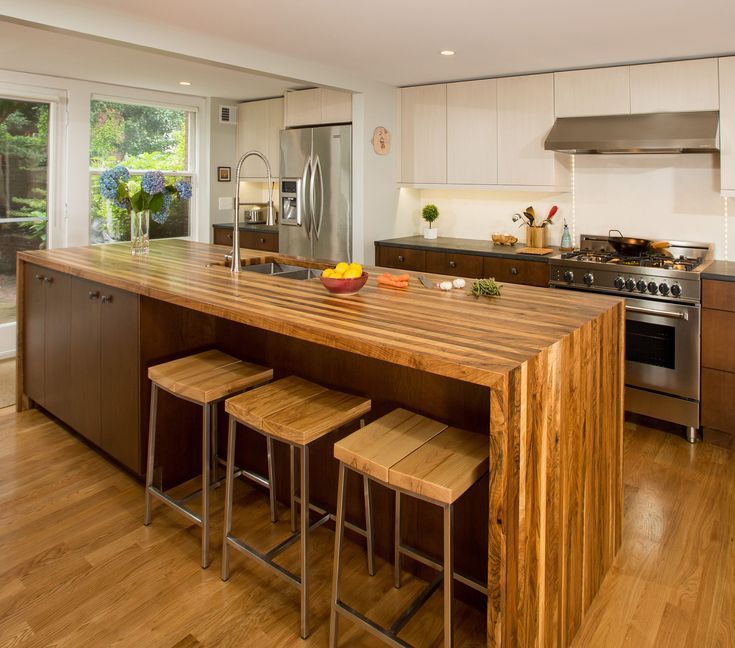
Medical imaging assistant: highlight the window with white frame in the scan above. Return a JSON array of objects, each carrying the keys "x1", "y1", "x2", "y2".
[{"x1": 88, "y1": 97, "x2": 196, "y2": 244}]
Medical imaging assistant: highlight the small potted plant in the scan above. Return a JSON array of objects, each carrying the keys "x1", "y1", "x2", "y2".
[{"x1": 422, "y1": 203, "x2": 439, "y2": 239}]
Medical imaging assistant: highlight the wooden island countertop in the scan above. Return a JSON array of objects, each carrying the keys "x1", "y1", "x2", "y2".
[{"x1": 16, "y1": 240, "x2": 625, "y2": 647}]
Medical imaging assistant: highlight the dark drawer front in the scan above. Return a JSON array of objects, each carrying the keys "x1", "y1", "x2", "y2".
[
  {"x1": 702, "y1": 308, "x2": 735, "y2": 373},
  {"x1": 425, "y1": 251, "x2": 484, "y2": 278},
  {"x1": 240, "y1": 231, "x2": 279, "y2": 252},
  {"x1": 213, "y1": 227, "x2": 233, "y2": 246},
  {"x1": 702, "y1": 368, "x2": 735, "y2": 432},
  {"x1": 703, "y1": 279, "x2": 735, "y2": 312},
  {"x1": 376, "y1": 245, "x2": 426, "y2": 272},
  {"x1": 483, "y1": 257, "x2": 549, "y2": 287}
]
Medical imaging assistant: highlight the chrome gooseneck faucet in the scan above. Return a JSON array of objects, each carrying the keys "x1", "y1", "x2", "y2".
[{"x1": 231, "y1": 150, "x2": 275, "y2": 273}]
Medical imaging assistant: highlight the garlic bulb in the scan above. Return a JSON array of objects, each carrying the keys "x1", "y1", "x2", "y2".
[
  {"x1": 439, "y1": 281, "x2": 453, "y2": 291},
  {"x1": 452, "y1": 278, "x2": 466, "y2": 289}
]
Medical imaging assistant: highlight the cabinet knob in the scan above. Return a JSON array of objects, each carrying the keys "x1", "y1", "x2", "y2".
[
  {"x1": 227, "y1": 233, "x2": 232, "y2": 240},
  {"x1": 259, "y1": 237, "x2": 266, "y2": 244},
  {"x1": 101, "y1": 295, "x2": 113, "y2": 304},
  {"x1": 89, "y1": 291, "x2": 100, "y2": 300},
  {"x1": 397, "y1": 255, "x2": 404, "y2": 263},
  {"x1": 34, "y1": 273, "x2": 44, "y2": 282},
  {"x1": 43, "y1": 276, "x2": 53, "y2": 284},
  {"x1": 449, "y1": 260, "x2": 456, "y2": 269},
  {"x1": 511, "y1": 267, "x2": 518, "y2": 275}
]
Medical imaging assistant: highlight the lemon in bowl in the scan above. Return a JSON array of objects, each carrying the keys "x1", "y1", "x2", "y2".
[{"x1": 320, "y1": 261, "x2": 368, "y2": 296}]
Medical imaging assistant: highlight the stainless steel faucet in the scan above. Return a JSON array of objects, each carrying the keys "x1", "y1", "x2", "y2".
[{"x1": 231, "y1": 150, "x2": 275, "y2": 274}]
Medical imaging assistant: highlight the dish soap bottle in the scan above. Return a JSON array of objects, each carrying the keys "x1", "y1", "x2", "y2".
[{"x1": 560, "y1": 220, "x2": 573, "y2": 251}]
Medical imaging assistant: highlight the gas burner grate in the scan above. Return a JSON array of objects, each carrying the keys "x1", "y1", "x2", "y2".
[{"x1": 561, "y1": 249, "x2": 702, "y2": 270}]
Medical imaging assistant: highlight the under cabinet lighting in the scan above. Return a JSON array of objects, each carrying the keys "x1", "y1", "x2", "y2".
[
  {"x1": 440, "y1": 50, "x2": 455, "y2": 56},
  {"x1": 179, "y1": 81, "x2": 191, "y2": 86}
]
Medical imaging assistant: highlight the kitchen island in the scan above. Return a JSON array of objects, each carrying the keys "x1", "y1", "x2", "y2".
[{"x1": 16, "y1": 240, "x2": 624, "y2": 647}]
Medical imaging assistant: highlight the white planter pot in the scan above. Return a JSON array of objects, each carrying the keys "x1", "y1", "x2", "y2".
[{"x1": 423, "y1": 227, "x2": 438, "y2": 239}]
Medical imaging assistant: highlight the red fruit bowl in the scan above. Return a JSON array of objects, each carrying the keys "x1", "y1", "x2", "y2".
[{"x1": 319, "y1": 272, "x2": 369, "y2": 296}]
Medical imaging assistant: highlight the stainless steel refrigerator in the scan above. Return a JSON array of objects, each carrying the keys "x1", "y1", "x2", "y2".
[{"x1": 279, "y1": 125, "x2": 352, "y2": 262}]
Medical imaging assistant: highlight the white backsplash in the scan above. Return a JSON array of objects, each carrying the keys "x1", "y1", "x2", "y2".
[{"x1": 394, "y1": 154, "x2": 732, "y2": 259}]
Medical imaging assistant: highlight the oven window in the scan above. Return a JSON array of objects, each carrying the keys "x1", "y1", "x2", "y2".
[{"x1": 626, "y1": 320, "x2": 675, "y2": 369}]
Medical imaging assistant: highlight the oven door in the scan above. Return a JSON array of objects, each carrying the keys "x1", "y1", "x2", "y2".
[{"x1": 624, "y1": 296, "x2": 700, "y2": 400}]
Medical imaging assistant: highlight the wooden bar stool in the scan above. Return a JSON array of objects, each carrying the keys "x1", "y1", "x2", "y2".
[
  {"x1": 144, "y1": 349, "x2": 273, "y2": 569},
  {"x1": 330, "y1": 408, "x2": 489, "y2": 648},
  {"x1": 222, "y1": 376, "x2": 372, "y2": 639}
]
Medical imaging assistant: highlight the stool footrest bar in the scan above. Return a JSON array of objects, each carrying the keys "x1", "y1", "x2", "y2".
[
  {"x1": 147, "y1": 487, "x2": 202, "y2": 527},
  {"x1": 398, "y1": 543, "x2": 488, "y2": 596},
  {"x1": 389, "y1": 573, "x2": 443, "y2": 635},
  {"x1": 225, "y1": 534, "x2": 301, "y2": 587},
  {"x1": 334, "y1": 600, "x2": 412, "y2": 648}
]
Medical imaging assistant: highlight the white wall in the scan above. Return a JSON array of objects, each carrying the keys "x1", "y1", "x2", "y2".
[
  {"x1": 208, "y1": 97, "x2": 238, "y2": 231},
  {"x1": 391, "y1": 154, "x2": 732, "y2": 259}
]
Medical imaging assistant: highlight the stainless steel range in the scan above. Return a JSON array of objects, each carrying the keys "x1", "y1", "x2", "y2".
[{"x1": 550, "y1": 234, "x2": 713, "y2": 442}]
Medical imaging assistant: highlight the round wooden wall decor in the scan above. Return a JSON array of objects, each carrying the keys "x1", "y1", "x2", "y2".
[{"x1": 371, "y1": 126, "x2": 391, "y2": 155}]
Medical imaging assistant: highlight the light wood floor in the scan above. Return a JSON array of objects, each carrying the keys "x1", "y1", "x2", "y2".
[{"x1": 1, "y1": 408, "x2": 733, "y2": 647}]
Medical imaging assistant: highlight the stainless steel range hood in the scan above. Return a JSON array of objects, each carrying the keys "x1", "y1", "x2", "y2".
[{"x1": 544, "y1": 111, "x2": 719, "y2": 154}]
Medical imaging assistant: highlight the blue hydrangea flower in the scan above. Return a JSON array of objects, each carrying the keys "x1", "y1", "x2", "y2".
[
  {"x1": 175, "y1": 180, "x2": 192, "y2": 201},
  {"x1": 141, "y1": 171, "x2": 165, "y2": 195},
  {"x1": 151, "y1": 191, "x2": 173, "y2": 224},
  {"x1": 99, "y1": 165, "x2": 130, "y2": 209}
]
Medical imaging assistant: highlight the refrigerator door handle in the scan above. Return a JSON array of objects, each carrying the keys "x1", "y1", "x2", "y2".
[
  {"x1": 311, "y1": 155, "x2": 324, "y2": 240},
  {"x1": 301, "y1": 156, "x2": 312, "y2": 240}
]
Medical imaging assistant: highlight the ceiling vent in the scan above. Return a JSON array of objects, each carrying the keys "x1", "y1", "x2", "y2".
[{"x1": 219, "y1": 105, "x2": 237, "y2": 125}]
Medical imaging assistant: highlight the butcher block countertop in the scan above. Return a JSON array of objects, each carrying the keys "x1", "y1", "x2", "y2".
[
  {"x1": 18, "y1": 240, "x2": 615, "y2": 386},
  {"x1": 17, "y1": 239, "x2": 625, "y2": 648}
]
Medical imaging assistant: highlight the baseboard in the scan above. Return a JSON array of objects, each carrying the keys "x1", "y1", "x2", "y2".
[{"x1": 0, "y1": 350, "x2": 15, "y2": 360}]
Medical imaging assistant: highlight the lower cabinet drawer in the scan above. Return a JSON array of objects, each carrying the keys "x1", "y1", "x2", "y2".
[
  {"x1": 703, "y1": 279, "x2": 735, "y2": 312},
  {"x1": 213, "y1": 228, "x2": 279, "y2": 252},
  {"x1": 376, "y1": 245, "x2": 426, "y2": 272},
  {"x1": 483, "y1": 257, "x2": 549, "y2": 287},
  {"x1": 702, "y1": 367, "x2": 735, "y2": 432},
  {"x1": 213, "y1": 227, "x2": 233, "y2": 246},
  {"x1": 425, "y1": 251, "x2": 484, "y2": 278},
  {"x1": 702, "y1": 308, "x2": 735, "y2": 373}
]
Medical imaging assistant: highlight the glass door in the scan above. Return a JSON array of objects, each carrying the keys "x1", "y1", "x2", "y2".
[{"x1": 0, "y1": 98, "x2": 50, "y2": 359}]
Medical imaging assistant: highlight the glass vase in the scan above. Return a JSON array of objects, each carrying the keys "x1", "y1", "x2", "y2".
[{"x1": 130, "y1": 209, "x2": 150, "y2": 256}]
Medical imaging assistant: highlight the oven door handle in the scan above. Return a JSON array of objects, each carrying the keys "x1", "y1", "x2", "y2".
[{"x1": 626, "y1": 305, "x2": 688, "y2": 320}]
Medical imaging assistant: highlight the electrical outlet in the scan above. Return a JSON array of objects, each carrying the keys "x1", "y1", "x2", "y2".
[{"x1": 218, "y1": 197, "x2": 234, "y2": 210}]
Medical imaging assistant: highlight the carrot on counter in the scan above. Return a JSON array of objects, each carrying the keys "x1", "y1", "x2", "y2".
[{"x1": 377, "y1": 273, "x2": 409, "y2": 288}]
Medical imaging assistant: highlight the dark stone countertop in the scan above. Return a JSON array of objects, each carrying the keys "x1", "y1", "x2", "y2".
[
  {"x1": 701, "y1": 260, "x2": 735, "y2": 283},
  {"x1": 374, "y1": 236, "x2": 562, "y2": 261},
  {"x1": 212, "y1": 222, "x2": 278, "y2": 234}
]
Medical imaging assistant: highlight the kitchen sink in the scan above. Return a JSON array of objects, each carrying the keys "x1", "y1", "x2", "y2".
[{"x1": 242, "y1": 262, "x2": 322, "y2": 280}]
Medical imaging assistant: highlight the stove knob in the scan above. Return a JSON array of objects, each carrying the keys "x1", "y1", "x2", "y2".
[
  {"x1": 563, "y1": 270, "x2": 574, "y2": 283},
  {"x1": 636, "y1": 279, "x2": 647, "y2": 292},
  {"x1": 659, "y1": 282, "x2": 670, "y2": 296},
  {"x1": 583, "y1": 272, "x2": 594, "y2": 286},
  {"x1": 647, "y1": 281, "x2": 658, "y2": 294},
  {"x1": 613, "y1": 276, "x2": 625, "y2": 290},
  {"x1": 670, "y1": 283, "x2": 682, "y2": 297},
  {"x1": 625, "y1": 278, "x2": 636, "y2": 291}
]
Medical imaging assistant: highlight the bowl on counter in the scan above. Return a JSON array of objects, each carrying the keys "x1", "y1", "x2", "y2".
[{"x1": 319, "y1": 272, "x2": 369, "y2": 296}]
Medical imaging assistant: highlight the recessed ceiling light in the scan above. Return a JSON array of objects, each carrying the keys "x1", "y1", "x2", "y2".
[
  {"x1": 179, "y1": 81, "x2": 191, "y2": 86},
  {"x1": 440, "y1": 50, "x2": 455, "y2": 56}
]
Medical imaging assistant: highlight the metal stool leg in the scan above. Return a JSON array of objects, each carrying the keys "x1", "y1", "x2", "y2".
[
  {"x1": 443, "y1": 504, "x2": 454, "y2": 647},
  {"x1": 329, "y1": 462, "x2": 348, "y2": 648},
  {"x1": 290, "y1": 444, "x2": 297, "y2": 533},
  {"x1": 211, "y1": 402, "x2": 218, "y2": 479},
  {"x1": 394, "y1": 490, "x2": 401, "y2": 588},
  {"x1": 267, "y1": 437, "x2": 278, "y2": 523},
  {"x1": 221, "y1": 415, "x2": 237, "y2": 581},
  {"x1": 201, "y1": 403, "x2": 212, "y2": 569},
  {"x1": 144, "y1": 383, "x2": 158, "y2": 526},
  {"x1": 300, "y1": 444, "x2": 311, "y2": 639},
  {"x1": 363, "y1": 475, "x2": 375, "y2": 576}
]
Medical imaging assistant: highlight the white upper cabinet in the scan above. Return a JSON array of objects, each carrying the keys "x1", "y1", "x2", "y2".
[
  {"x1": 447, "y1": 79, "x2": 498, "y2": 184},
  {"x1": 497, "y1": 73, "x2": 564, "y2": 186},
  {"x1": 629, "y1": 59, "x2": 719, "y2": 113},
  {"x1": 400, "y1": 84, "x2": 447, "y2": 184},
  {"x1": 554, "y1": 66, "x2": 631, "y2": 117},
  {"x1": 237, "y1": 98, "x2": 284, "y2": 179},
  {"x1": 284, "y1": 88, "x2": 352, "y2": 127},
  {"x1": 720, "y1": 57, "x2": 735, "y2": 193}
]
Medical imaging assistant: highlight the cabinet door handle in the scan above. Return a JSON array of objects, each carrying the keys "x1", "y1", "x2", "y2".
[
  {"x1": 101, "y1": 295, "x2": 113, "y2": 304},
  {"x1": 89, "y1": 291, "x2": 100, "y2": 300},
  {"x1": 397, "y1": 255, "x2": 404, "y2": 263},
  {"x1": 511, "y1": 267, "x2": 518, "y2": 275},
  {"x1": 449, "y1": 260, "x2": 456, "y2": 269},
  {"x1": 43, "y1": 276, "x2": 54, "y2": 284},
  {"x1": 34, "y1": 273, "x2": 44, "y2": 282},
  {"x1": 259, "y1": 237, "x2": 266, "y2": 244},
  {"x1": 227, "y1": 233, "x2": 232, "y2": 240}
]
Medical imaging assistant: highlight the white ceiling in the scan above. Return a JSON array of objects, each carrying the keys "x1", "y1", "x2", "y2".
[
  {"x1": 0, "y1": 19, "x2": 305, "y2": 100},
  {"x1": 4, "y1": 0, "x2": 734, "y2": 88}
]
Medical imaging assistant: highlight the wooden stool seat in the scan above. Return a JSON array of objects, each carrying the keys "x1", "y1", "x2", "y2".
[
  {"x1": 226, "y1": 376, "x2": 371, "y2": 446},
  {"x1": 389, "y1": 427, "x2": 489, "y2": 505},
  {"x1": 148, "y1": 349, "x2": 273, "y2": 404},
  {"x1": 334, "y1": 408, "x2": 448, "y2": 481}
]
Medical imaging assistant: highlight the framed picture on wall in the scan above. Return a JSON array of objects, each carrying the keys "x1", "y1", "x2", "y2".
[{"x1": 217, "y1": 166, "x2": 231, "y2": 182}]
